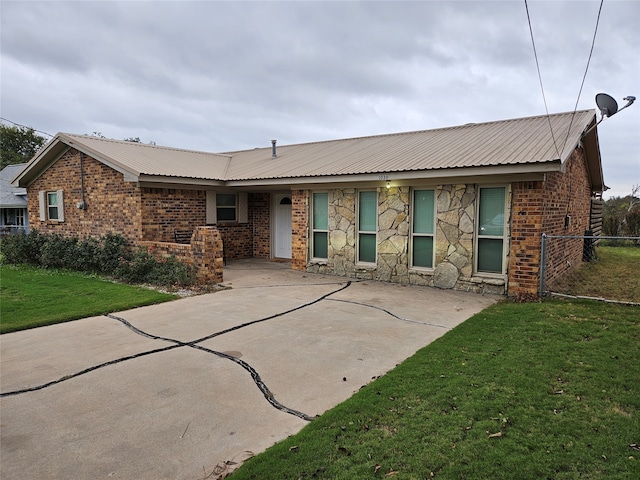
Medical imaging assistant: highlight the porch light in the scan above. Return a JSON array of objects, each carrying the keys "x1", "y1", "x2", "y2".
[{"x1": 386, "y1": 181, "x2": 391, "y2": 189}]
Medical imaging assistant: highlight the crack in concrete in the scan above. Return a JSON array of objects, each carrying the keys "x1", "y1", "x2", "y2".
[
  {"x1": 326, "y1": 298, "x2": 452, "y2": 329},
  {"x1": 1, "y1": 281, "x2": 353, "y2": 422}
]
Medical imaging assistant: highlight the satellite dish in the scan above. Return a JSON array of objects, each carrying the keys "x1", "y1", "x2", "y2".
[{"x1": 595, "y1": 93, "x2": 619, "y2": 117}]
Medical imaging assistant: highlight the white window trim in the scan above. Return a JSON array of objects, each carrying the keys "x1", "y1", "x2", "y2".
[
  {"x1": 39, "y1": 190, "x2": 64, "y2": 222},
  {"x1": 474, "y1": 185, "x2": 509, "y2": 277},
  {"x1": 356, "y1": 190, "x2": 377, "y2": 265},
  {"x1": 409, "y1": 188, "x2": 436, "y2": 270},
  {"x1": 310, "y1": 191, "x2": 329, "y2": 261}
]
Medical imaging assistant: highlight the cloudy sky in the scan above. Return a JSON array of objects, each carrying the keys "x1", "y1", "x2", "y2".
[{"x1": 2, "y1": 0, "x2": 638, "y2": 198}]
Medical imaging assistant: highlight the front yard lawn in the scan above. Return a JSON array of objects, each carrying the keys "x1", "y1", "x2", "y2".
[
  {"x1": 231, "y1": 299, "x2": 640, "y2": 479},
  {"x1": 0, "y1": 264, "x2": 178, "y2": 333}
]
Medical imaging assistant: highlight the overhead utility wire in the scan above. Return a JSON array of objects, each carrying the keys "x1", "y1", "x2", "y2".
[
  {"x1": 560, "y1": 0, "x2": 604, "y2": 154},
  {"x1": 0, "y1": 117, "x2": 54, "y2": 138},
  {"x1": 524, "y1": 0, "x2": 562, "y2": 160}
]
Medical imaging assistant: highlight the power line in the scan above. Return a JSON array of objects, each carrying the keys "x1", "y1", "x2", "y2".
[
  {"x1": 0, "y1": 117, "x2": 54, "y2": 138},
  {"x1": 524, "y1": 0, "x2": 605, "y2": 160},
  {"x1": 560, "y1": 0, "x2": 604, "y2": 154},
  {"x1": 524, "y1": 0, "x2": 562, "y2": 160}
]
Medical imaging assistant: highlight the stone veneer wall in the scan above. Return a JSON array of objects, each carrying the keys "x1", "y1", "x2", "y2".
[{"x1": 306, "y1": 184, "x2": 508, "y2": 295}]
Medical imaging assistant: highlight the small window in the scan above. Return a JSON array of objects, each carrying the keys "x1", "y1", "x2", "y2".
[
  {"x1": 47, "y1": 192, "x2": 59, "y2": 220},
  {"x1": 476, "y1": 187, "x2": 506, "y2": 274},
  {"x1": 358, "y1": 191, "x2": 377, "y2": 263},
  {"x1": 411, "y1": 189, "x2": 435, "y2": 268},
  {"x1": 312, "y1": 192, "x2": 328, "y2": 259},
  {"x1": 216, "y1": 193, "x2": 237, "y2": 222}
]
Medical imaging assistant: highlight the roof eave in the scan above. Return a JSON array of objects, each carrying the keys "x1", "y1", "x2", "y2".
[
  {"x1": 581, "y1": 121, "x2": 605, "y2": 193},
  {"x1": 224, "y1": 161, "x2": 563, "y2": 187}
]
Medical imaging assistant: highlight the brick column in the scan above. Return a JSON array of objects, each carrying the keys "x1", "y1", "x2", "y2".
[
  {"x1": 191, "y1": 226, "x2": 224, "y2": 284},
  {"x1": 508, "y1": 181, "x2": 544, "y2": 297},
  {"x1": 291, "y1": 189, "x2": 308, "y2": 271}
]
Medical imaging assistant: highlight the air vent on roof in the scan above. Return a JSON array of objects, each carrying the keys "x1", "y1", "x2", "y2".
[{"x1": 271, "y1": 139, "x2": 277, "y2": 158}]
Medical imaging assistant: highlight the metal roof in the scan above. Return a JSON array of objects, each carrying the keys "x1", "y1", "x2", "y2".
[
  {"x1": 61, "y1": 134, "x2": 232, "y2": 180},
  {"x1": 223, "y1": 110, "x2": 596, "y2": 180},
  {"x1": 14, "y1": 110, "x2": 601, "y2": 189}
]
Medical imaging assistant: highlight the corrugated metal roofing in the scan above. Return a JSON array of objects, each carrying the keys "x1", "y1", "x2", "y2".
[
  {"x1": 16, "y1": 109, "x2": 597, "y2": 187},
  {"x1": 61, "y1": 134, "x2": 232, "y2": 180},
  {"x1": 223, "y1": 110, "x2": 595, "y2": 180}
]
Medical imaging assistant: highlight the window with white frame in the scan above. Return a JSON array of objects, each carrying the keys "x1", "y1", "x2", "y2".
[
  {"x1": 411, "y1": 189, "x2": 435, "y2": 268},
  {"x1": 38, "y1": 190, "x2": 64, "y2": 222},
  {"x1": 476, "y1": 186, "x2": 506, "y2": 274},
  {"x1": 216, "y1": 193, "x2": 237, "y2": 222},
  {"x1": 358, "y1": 190, "x2": 377, "y2": 263},
  {"x1": 312, "y1": 192, "x2": 328, "y2": 259}
]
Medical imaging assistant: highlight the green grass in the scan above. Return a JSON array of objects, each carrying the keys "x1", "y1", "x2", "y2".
[
  {"x1": 0, "y1": 264, "x2": 178, "y2": 333},
  {"x1": 231, "y1": 300, "x2": 640, "y2": 479},
  {"x1": 551, "y1": 246, "x2": 640, "y2": 303}
]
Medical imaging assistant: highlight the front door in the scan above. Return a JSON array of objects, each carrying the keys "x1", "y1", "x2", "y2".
[{"x1": 275, "y1": 195, "x2": 292, "y2": 259}]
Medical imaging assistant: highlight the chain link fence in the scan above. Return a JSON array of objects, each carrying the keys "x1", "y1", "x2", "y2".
[{"x1": 540, "y1": 234, "x2": 640, "y2": 304}]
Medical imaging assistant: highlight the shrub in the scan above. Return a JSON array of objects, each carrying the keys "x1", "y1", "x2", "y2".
[
  {"x1": 0, "y1": 231, "x2": 193, "y2": 287},
  {"x1": 116, "y1": 248, "x2": 192, "y2": 286},
  {"x1": 0, "y1": 230, "x2": 46, "y2": 265}
]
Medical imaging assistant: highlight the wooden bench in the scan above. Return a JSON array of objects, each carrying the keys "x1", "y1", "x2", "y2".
[{"x1": 173, "y1": 230, "x2": 193, "y2": 244}]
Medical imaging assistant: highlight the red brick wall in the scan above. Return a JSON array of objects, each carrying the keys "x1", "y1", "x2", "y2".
[
  {"x1": 508, "y1": 181, "x2": 544, "y2": 297},
  {"x1": 508, "y1": 147, "x2": 592, "y2": 297},
  {"x1": 141, "y1": 187, "x2": 206, "y2": 242},
  {"x1": 215, "y1": 223, "x2": 253, "y2": 260},
  {"x1": 250, "y1": 192, "x2": 271, "y2": 259},
  {"x1": 541, "y1": 147, "x2": 592, "y2": 292},
  {"x1": 27, "y1": 149, "x2": 143, "y2": 242},
  {"x1": 291, "y1": 189, "x2": 308, "y2": 270}
]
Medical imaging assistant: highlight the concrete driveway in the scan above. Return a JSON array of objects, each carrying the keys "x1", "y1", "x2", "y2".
[{"x1": 1, "y1": 260, "x2": 498, "y2": 479}]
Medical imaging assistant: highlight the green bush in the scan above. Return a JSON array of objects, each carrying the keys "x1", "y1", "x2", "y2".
[
  {"x1": 0, "y1": 231, "x2": 193, "y2": 287},
  {"x1": 116, "y1": 248, "x2": 192, "y2": 287},
  {"x1": 0, "y1": 230, "x2": 47, "y2": 265}
]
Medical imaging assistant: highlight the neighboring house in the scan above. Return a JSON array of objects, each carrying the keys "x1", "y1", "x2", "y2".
[
  {"x1": 12, "y1": 110, "x2": 604, "y2": 297},
  {"x1": 1, "y1": 163, "x2": 29, "y2": 235}
]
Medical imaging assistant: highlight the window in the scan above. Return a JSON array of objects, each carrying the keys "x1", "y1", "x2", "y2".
[
  {"x1": 358, "y1": 191, "x2": 377, "y2": 263},
  {"x1": 411, "y1": 189, "x2": 435, "y2": 268},
  {"x1": 47, "y1": 192, "x2": 59, "y2": 220},
  {"x1": 3, "y1": 208, "x2": 25, "y2": 226},
  {"x1": 38, "y1": 190, "x2": 64, "y2": 222},
  {"x1": 476, "y1": 187, "x2": 506, "y2": 274},
  {"x1": 312, "y1": 192, "x2": 328, "y2": 259},
  {"x1": 216, "y1": 193, "x2": 237, "y2": 222}
]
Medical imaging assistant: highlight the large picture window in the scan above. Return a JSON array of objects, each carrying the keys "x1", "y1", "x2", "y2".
[
  {"x1": 358, "y1": 191, "x2": 377, "y2": 263},
  {"x1": 411, "y1": 189, "x2": 435, "y2": 268},
  {"x1": 216, "y1": 193, "x2": 237, "y2": 222},
  {"x1": 476, "y1": 186, "x2": 506, "y2": 273},
  {"x1": 312, "y1": 192, "x2": 328, "y2": 259}
]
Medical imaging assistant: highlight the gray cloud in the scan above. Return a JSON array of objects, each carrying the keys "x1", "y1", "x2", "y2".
[{"x1": 2, "y1": 0, "x2": 638, "y2": 197}]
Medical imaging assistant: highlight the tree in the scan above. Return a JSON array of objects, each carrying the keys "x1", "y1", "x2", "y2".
[
  {"x1": 0, "y1": 124, "x2": 47, "y2": 169},
  {"x1": 602, "y1": 185, "x2": 640, "y2": 236}
]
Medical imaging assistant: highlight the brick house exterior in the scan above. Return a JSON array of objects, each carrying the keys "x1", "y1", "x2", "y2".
[{"x1": 13, "y1": 110, "x2": 604, "y2": 296}]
